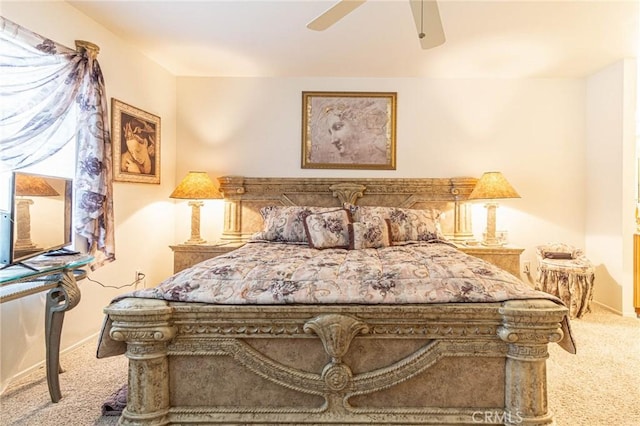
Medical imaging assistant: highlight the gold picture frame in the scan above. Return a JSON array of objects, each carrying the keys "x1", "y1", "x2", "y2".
[
  {"x1": 111, "y1": 98, "x2": 161, "y2": 184},
  {"x1": 301, "y1": 91, "x2": 397, "y2": 170}
]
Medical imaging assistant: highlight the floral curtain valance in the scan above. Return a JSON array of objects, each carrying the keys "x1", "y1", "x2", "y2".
[{"x1": 0, "y1": 17, "x2": 115, "y2": 268}]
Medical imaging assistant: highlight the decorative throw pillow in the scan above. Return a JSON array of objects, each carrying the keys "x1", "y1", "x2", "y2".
[
  {"x1": 348, "y1": 220, "x2": 391, "y2": 250},
  {"x1": 345, "y1": 204, "x2": 445, "y2": 243},
  {"x1": 303, "y1": 209, "x2": 351, "y2": 249},
  {"x1": 251, "y1": 206, "x2": 339, "y2": 244}
]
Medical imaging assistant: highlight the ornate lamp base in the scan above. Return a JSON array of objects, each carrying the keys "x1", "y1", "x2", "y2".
[
  {"x1": 184, "y1": 200, "x2": 206, "y2": 245},
  {"x1": 481, "y1": 202, "x2": 504, "y2": 247}
]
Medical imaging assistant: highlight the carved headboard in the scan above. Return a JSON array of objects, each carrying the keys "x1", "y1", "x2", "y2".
[{"x1": 217, "y1": 176, "x2": 478, "y2": 243}]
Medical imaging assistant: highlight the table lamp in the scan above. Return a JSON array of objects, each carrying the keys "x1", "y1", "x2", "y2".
[
  {"x1": 467, "y1": 171, "x2": 520, "y2": 246},
  {"x1": 14, "y1": 174, "x2": 60, "y2": 251},
  {"x1": 170, "y1": 171, "x2": 222, "y2": 245}
]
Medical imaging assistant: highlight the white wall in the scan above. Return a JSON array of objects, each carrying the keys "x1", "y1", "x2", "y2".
[
  {"x1": 176, "y1": 76, "x2": 588, "y2": 280},
  {"x1": 1, "y1": 0, "x2": 178, "y2": 392},
  {"x1": 585, "y1": 59, "x2": 637, "y2": 316}
]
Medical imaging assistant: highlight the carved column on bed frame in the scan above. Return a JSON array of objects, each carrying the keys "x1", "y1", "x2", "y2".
[
  {"x1": 498, "y1": 300, "x2": 567, "y2": 426},
  {"x1": 105, "y1": 299, "x2": 176, "y2": 426},
  {"x1": 448, "y1": 183, "x2": 475, "y2": 242},
  {"x1": 218, "y1": 176, "x2": 246, "y2": 242}
]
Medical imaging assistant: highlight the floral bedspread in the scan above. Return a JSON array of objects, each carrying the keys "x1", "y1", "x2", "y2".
[
  {"x1": 98, "y1": 241, "x2": 576, "y2": 357},
  {"x1": 125, "y1": 241, "x2": 557, "y2": 305}
]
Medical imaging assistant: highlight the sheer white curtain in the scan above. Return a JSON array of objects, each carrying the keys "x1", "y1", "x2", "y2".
[{"x1": 0, "y1": 17, "x2": 115, "y2": 268}]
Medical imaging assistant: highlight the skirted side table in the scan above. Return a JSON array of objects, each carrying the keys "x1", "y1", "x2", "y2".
[{"x1": 535, "y1": 243, "x2": 595, "y2": 319}]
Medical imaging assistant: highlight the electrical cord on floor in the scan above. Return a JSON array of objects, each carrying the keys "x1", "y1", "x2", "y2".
[{"x1": 84, "y1": 272, "x2": 146, "y2": 290}]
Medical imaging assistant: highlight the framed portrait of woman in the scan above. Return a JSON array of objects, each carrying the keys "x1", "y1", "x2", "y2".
[
  {"x1": 111, "y1": 98, "x2": 161, "y2": 184},
  {"x1": 301, "y1": 91, "x2": 397, "y2": 170}
]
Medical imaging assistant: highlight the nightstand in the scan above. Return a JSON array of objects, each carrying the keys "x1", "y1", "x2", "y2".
[
  {"x1": 170, "y1": 242, "x2": 244, "y2": 273},
  {"x1": 456, "y1": 244, "x2": 524, "y2": 277}
]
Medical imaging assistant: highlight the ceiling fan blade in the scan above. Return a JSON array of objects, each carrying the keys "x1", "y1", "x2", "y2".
[
  {"x1": 307, "y1": 0, "x2": 367, "y2": 31},
  {"x1": 409, "y1": 0, "x2": 446, "y2": 49}
]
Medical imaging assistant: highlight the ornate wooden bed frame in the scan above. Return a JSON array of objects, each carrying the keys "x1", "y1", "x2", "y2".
[{"x1": 104, "y1": 176, "x2": 569, "y2": 425}]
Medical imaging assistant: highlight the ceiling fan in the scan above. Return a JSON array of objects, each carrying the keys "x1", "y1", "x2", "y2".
[{"x1": 307, "y1": 0, "x2": 445, "y2": 49}]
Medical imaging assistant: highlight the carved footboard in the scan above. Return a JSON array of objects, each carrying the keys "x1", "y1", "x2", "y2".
[{"x1": 105, "y1": 299, "x2": 566, "y2": 425}]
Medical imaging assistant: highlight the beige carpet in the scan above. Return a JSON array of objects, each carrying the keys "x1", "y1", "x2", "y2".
[
  {"x1": 0, "y1": 303, "x2": 638, "y2": 425},
  {"x1": 546, "y1": 303, "x2": 640, "y2": 425},
  {"x1": 0, "y1": 340, "x2": 125, "y2": 426}
]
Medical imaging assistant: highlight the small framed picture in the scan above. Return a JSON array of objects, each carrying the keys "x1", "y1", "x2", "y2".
[
  {"x1": 301, "y1": 91, "x2": 397, "y2": 170},
  {"x1": 111, "y1": 98, "x2": 161, "y2": 184}
]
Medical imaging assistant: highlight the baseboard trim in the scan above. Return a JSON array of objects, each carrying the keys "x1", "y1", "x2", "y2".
[
  {"x1": 591, "y1": 300, "x2": 638, "y2": 318},
  {"x1": 1, "y1": 332, "x2": 99, "y2": 395}
]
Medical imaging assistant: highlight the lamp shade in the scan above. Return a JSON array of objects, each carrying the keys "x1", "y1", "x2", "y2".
[
  {"x1": 468, "y1": 172, "x2": 520, "y2": 201},
  {"x1": 169, "y1": 171, "x2": 221, "y2": 200},
  {"x1": 15, "y1": 174, "x2": 59, "y2": 197}
]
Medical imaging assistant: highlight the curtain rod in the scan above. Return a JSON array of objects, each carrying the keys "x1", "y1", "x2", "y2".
[{"x1": 75, "y1": 40, "x2": 99, "y2": 59}]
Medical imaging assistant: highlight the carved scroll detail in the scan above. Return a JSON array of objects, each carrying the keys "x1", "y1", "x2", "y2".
[
  {"x1": 304, "y1": 314, "x2": 369, "y2": 392},
  {"x1": 52, "y1": 269, "x2": 82, "y2": 312},
  {"x1": 329, "y1": 183, "x2": 366, "y2": 205},
  {"x1": 303, "y1": 314, "x2": 369, "y2": 362}
]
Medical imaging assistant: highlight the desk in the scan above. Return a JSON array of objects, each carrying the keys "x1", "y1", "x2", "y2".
[{"x1": 1, "y1": 254, "x2": 92, "y2": 402}]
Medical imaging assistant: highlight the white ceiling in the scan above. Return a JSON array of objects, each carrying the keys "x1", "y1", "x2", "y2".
[{"x1": 68, "y1": 0, "x2": 639, "y2": 79}]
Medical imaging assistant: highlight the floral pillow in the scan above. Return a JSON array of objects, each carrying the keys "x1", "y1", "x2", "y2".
[
  {"x1": 345, "y1": 204, "x2": 445, "y2": 243},
  {"x1": 251, "y1": 206, "x2": 340, "y2": 244},
  {"x1": 303, "y1": 209, "x2": 351, "y2": 249},
  {"x1": 348, "y1": 220, "x2": 391, "y2": 250}
]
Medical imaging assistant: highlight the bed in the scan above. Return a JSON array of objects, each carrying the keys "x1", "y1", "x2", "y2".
[{"x1": 97, "y1": 176, "x2": 574, "y2": 425}]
